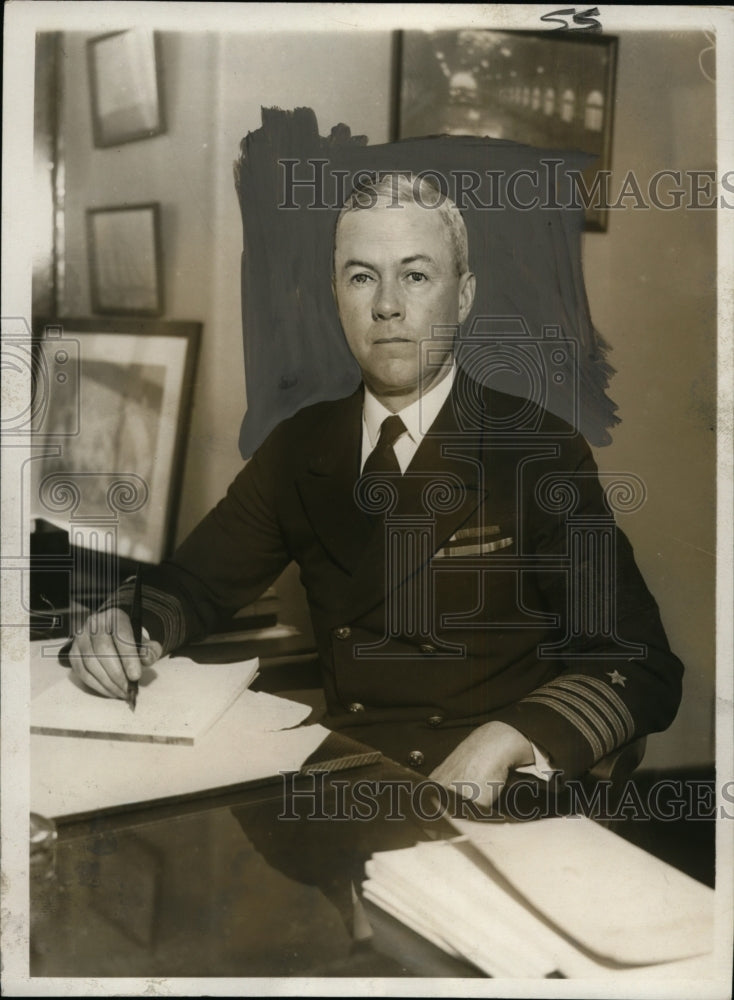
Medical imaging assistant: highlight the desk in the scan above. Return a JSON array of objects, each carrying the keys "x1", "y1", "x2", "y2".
[
  {"x1": 29, "y1": 638, "x2": 480, "y2": 978},
  {"x1": 31, "y1": 748, "x2": 482, "y2": 977},
  {"x1": 29, "y1": 644, "x2": 716, "y2": 979}
]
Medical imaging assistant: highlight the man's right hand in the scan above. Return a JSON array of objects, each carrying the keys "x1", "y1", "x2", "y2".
[{"x1": 69, "y1": 608, "x2": 162, "y2": 699}]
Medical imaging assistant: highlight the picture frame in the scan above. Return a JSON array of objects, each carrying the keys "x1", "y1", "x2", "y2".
[
  {"x1": 32, "y1": 318, "x2": 201, "y2": 564},
  {"x1": 396, "y1": 29, "x2": 618, "y2": 231},
  {"x1": 87, "y1": 203, "x2": 164, "y2": 316},
  {"x1": 86, "y1": 29, "x2": 165, "y2": 148}
]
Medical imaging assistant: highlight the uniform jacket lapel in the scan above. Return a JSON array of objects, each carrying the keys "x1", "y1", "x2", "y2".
[
  {"x1": 297, "y1": 372, "x2": 491, "y2": 620},
  {"x1": 295, "y1": 388, "x2": 377, "y2": 575}
]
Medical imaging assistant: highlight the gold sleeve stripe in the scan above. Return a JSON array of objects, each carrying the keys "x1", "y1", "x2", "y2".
[
  {"x1": 522, "y1": 690, "x2": 606, "y2": 760},
  {"x1": 577, "y1": 675, "x2": 636, "y2": 734},
  {"x1": 528, "y1": 686, "x2": 617, "y2": 754},
  {"x1": 549, "y1": 678, "x2": 631, "y2": 745}
]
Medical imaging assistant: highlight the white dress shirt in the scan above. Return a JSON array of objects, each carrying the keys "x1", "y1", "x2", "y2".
[
  {"x1": 361, "y1": 364, "x2": 555, "y2": 781},
  {"x1": 361, "y1": 365, "x2": 456, "y2": 473}
]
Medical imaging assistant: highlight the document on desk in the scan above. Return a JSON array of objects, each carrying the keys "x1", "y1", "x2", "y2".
[
  {"x1": 31, "y1": 655, "x2": 260, "y2": 745},
  {"x1": 450, "y1": 814, "x2": 715, "y2": 967},
  {"x1": 363, "y1": 816, "x2": 716, "y2": 980},
  {"x1": 30, "y1": 639, "x2": 329, "y2": 819},
  {"x1": 31, "y1": 688, "x2": 329, "y2": 819}
]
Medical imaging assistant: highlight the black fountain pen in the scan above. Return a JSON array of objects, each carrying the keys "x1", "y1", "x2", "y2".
[{"x1": 128, "y1": 565, "x2": 143, "y2": 712}]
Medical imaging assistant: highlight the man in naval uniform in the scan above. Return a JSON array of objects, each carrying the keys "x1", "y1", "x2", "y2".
[{"x1": 70, "y1": 174, "x2": 683, "y2": 806}]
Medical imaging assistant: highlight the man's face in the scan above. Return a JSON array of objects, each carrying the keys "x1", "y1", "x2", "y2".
[{"x1": 333, "y1": 198, "x2": 475, "y2": 404}]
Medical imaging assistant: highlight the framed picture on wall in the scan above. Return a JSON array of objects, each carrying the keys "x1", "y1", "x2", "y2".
[
  {"x1": 86, "y1": 29, "x2": 165, "y2": 148},
  {"x1": 396, "y1": 29, "x2": 617, "y2": 230},
  {"x1": 32, "y1": 318, "x2": 201, "y2": 563},
  {"x1": 87, "y1": 203, "x2": 164, "y2": 315}
]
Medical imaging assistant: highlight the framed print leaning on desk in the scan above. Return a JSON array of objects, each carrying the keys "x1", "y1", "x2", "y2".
[{"x1": 32, "y1": 318, "x2": 200, "y2": 563}]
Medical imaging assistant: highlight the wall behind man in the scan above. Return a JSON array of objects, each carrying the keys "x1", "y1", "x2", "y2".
[
  {"x1": 58, "y1": 29, "x2": 715, "y2": 768},
  {"x1": 59, "y1": 29, "x2": 392, "y2": 533},
  {"x1": 583, "y1": 32, "x2": 716, "y2": 768}
]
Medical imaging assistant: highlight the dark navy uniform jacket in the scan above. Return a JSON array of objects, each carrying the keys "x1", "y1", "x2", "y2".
[{"x1": 110, "y1": 371, "x2": 683, "y2": 778}]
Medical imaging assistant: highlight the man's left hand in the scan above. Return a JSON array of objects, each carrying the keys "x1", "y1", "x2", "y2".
[{"x1": 430, "y1": 720, "x2": 535, "y2": 809}]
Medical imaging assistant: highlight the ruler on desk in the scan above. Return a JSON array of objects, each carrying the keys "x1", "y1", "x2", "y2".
[{"x1": 299, "y1": 731, "x2": 382, "y2": 774}]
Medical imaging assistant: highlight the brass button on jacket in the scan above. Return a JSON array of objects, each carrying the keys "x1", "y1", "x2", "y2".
[
  {"x1": 333, "y1": 626, "x2": 352, "y2": 640},
  {"x1": 427, "y1": 714, "x2": 444, "y2": 728},
  {"x1": 347, "y1": 702, "x2": 365, "y2": 713},
  {"x1": 408, "y1": 750, "x2": 425, "y2": 768}
]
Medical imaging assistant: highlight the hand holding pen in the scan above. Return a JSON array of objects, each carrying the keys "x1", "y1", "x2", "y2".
[{"x1": 66, "y1": 567, "x2": 162, "y2": 703}]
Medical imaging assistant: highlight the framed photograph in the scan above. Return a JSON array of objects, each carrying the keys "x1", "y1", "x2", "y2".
[
  {"x1": 32, "y1": 318, "x2": 200, "y2": 563},
  {"x1": 87, "y1": 203, "x2": 164, "y2": 315},
  {"x1": 86, "y1": 29, "x2": 165, "y2": 148},
  {"x1": 397, "y1": 29, "x2": 618, "y2": 230}
]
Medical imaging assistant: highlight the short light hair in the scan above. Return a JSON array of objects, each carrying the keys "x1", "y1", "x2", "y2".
[{"x1": 335, "y1": 172, "x2": 470, "y2": 276}]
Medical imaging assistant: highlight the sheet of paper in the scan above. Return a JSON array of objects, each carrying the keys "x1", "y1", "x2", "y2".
[
  {"x1": 364, "y1": 838, "x2": 717, "y2": 979},
  {"x1": 449, "y1": 815, "x2": 715, "y2": 966},
  {"x1": 30, "y1": 654, "x2": 259, "y2": 745},
  {"x1": 365, "y1": 845, "x2": 559, "y2": 978},
  {"x1": 31, "y1": 689, "x2": 327, "y2": 819}
]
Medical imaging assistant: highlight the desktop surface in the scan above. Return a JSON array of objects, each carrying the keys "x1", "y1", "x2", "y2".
[
  {"x1": 30, "y1": 634, "x2": 476, "y2": 978},
  {"x1": 31, "y1": 755, "x2": 478, "y2": 978},
  {"x1": 28, "y1": 640, "x2": 716, "y2": 979}
]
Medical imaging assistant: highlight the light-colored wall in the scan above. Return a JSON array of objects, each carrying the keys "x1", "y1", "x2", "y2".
[
  {"x1": 180, "y1": 31, "x2": 393, "y2": 534},
  {"x1": 60, "y1": 30, "x2": 392, "y2": 538},
  {"x1": 62, "y1": 32, "x2": 219, "y2": 324},
  {"x1": 58, "y1": 29, "x2": 715, "y2": 768},
  {"x1": 583, "y1": 32, "x2": 716, "y2": 767}
]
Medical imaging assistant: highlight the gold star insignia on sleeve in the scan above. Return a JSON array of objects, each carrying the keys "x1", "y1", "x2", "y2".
[{"x1": 607, "y1": 670, "x2": 627, "y2": 686}]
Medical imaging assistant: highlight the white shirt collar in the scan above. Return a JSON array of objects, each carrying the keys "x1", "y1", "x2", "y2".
[{"x1": 363, "y1": 364, "x2": 456, "y2": 451}]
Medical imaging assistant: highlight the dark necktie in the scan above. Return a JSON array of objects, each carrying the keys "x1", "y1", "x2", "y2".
[{"x1": 361, "y1": 414, "x2": 406, "y2": 476}]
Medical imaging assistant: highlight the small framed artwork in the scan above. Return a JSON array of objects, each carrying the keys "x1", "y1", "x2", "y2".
[
  {"x1": 32, "y1": 318, "x2": 201, "y2": 563},
  {"x1": 87, "y1": 203, "x2": 164, "y2": 315},
  {"x1": 86, "y1": 29, "x2": 165, "y2": 148},
  {"x1": 396, "y1": 29, "x2": 617, "y2": 230}
]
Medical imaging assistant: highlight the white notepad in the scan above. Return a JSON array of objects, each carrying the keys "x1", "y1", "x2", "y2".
[{"x1": 30, "y1": 655, "x2": 259, "y2": 745}]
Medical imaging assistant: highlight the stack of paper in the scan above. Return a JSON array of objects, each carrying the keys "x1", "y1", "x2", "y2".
[
  {"x1": 31, "y1": 647, "x2": 330, "y2": 819},
  {"x1": 362, "y1": 815, "x2": 716, "y2": 979},
  {"x1": 31, "y1": 655, "x2": 260, "y2": 745}
]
